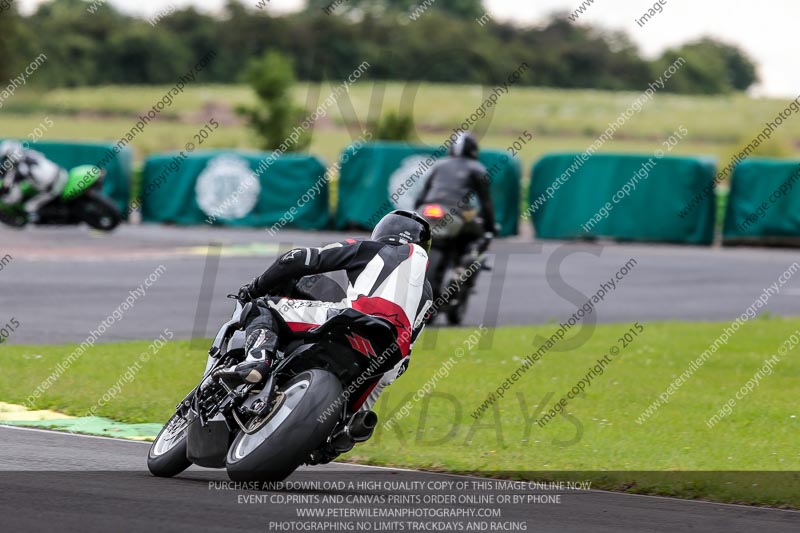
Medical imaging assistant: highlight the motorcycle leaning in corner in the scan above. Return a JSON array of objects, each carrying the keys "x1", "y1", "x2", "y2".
[
  {"x1": 147, "y1": 293, "x2": 399, "y2": 482},
  {"x1": 0, "y1": 165, "x2": 121, "y2": 231}
]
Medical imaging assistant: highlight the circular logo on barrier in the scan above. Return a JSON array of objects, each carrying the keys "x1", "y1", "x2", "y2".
[
  {"x1": 388, "y1": 155, "x2": 434, "y2": 210},
  {"x1": 195, "y1": 155, "x2": 260, "y2": 220}
]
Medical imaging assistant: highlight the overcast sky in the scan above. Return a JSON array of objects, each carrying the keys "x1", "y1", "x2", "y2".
[{"x1": 18, "y1": 0, "x2": 799, "y2": 98}]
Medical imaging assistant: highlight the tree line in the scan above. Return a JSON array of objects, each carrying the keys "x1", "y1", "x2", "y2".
[{"x1": 0, "y1": 0, "x2": 757, "y2": 95}]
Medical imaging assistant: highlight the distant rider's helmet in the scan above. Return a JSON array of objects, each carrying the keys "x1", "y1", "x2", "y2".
[
  {"x1": 448, "y1": 131, "x2": 479, "y2": 160},
  {"x1": 0, "y1": 141, "x2": 24, "y2": 172},
  {"x1": 371, "y1": 210, "x2": 432, "y2": 254}
]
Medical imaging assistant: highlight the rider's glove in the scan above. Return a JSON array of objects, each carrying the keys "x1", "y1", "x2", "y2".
[{"x1": 237, "y1": 283, "x2": 257, "y2": 302}]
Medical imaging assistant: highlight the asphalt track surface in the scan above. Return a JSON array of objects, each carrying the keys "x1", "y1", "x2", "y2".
[
  {"x1": 1, "y1": 426, "x2": 798, "y2": 533},
  {"x1": 3, "y1": 226, "x2": 800, "y2": 532},
  {"x1": 2, "y1": 225, "x2": 800, "y2": 345}
]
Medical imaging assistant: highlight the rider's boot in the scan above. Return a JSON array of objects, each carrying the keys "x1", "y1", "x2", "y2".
[{"x1": 214, "y1": 328, "x2": 277, "y2": 386}]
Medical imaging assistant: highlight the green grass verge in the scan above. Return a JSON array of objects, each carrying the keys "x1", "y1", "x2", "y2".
[
  {"x1": 2, "y1": 318, "x2": 798, "y2": 506},
  {"x1": 5, "y1": 81, "x2": 797, "y2": 175},
  {"x1": 7, "y1": 83, "x2": 800, "y2": 144}
]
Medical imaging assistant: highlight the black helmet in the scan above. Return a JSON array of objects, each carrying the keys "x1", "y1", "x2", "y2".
[
  {"x1": 371, "y1": 210, "x2": 432, "y2": 253},
  {"x1": 449, "y1": 131, "x2": 479, "y2": 160}
]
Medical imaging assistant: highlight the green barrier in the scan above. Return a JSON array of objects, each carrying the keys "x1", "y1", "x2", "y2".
[
  {"x1": 2, "y1": 140, "x2": 131, "y2": 216},
  {"x1": 723, "y1": 159, "x2": 800, "y2": 244},
  {"x1": 140, "y1": 150, "x2": 329, "y2": 229},
  {"x1": 529, "y1": 153, "x2": 716, "y2": 244},
  {"x1": 335, "y1": 142, "x2": 520, "y2": 237}
]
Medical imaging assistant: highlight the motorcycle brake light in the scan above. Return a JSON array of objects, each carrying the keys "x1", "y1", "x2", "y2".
[{"x1": 422, "y1": 205, "x2": 444, "y2": 218}]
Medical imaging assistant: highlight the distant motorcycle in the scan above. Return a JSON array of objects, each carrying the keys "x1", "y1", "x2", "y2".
[
  {"x1": 419, "y1": 203, "x2": 490, "y2": 325},
  {"x1": 147, "y1": 296, "x2": 394, "y2": 482},
  {"x1": 0, "y1": 165, "x2": 121, "y2": 231}
]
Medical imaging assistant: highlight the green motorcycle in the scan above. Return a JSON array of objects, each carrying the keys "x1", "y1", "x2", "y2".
[{"x1": 0, "y1": 165, "x2": 122, "y2": 231}]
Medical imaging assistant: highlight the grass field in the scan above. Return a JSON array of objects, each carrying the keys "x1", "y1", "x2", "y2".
[
  {"x1": 3, "y1": 318, "x2": 799, "y2": 506},
  {"x1": 3, "y1": 82, "x2": 799, "y2": 174}
]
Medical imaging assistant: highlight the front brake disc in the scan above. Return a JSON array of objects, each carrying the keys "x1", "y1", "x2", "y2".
[{"x1": 234, "y1": 391, "x2": 287, "y2": 435}]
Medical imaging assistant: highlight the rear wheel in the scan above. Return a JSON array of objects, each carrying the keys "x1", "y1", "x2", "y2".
[
  {"x1": 444, "y1": 255, "x2": 480, "y2": 326},
  {"x1": 147, "y1": 412, "x2": 192, "y2": 478},
  {"x1": 226, "y1": 369, "x2": 342, "y2": 481},
  {"x1": 79, "y1": 190, "x2": 121, "y2": 231}
]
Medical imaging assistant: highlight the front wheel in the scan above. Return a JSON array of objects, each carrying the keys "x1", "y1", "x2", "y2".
[
  {"x1": 425, "y1": 248, "x2": 448, "y2": 325},
  {"x1": 446, "y1": 295, "x2": 468, "y2": 325},
  {"x1": 226, "y1": 369, "x2": 343, "y2": 481},
  {"x1": 426, "y1": 248, "x2": 446, "y2": 298},
  {"x1": 79, "y1": 190, "x2": 122, "y2": 231},
  {"x1": 0, "y1": 205, "x2": 27, "y2": 228},
  {"x1": 147, "y1": 412, "x2": 192, "y2": 478}
]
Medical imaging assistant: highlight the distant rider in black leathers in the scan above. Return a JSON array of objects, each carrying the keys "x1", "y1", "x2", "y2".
[{"x1": 415, "y1": 131, "x2": 496, "y2": 290}]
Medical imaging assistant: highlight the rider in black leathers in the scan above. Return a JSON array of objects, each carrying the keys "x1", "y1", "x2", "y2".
[
  {"x1": 415, "y1": 131, "x2": 496, "y2": 267},
  {"x1": 218, "y1": 211, "x2": 433, "y2": 405}
]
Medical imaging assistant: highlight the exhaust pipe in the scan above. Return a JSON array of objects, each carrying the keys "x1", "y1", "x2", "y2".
[
  {"x1": 348, "y1": 410, "x2": 378, "y2": 442},
  {"x1": 330, "y1": 410, "x2": 378, "y2": 452}
]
